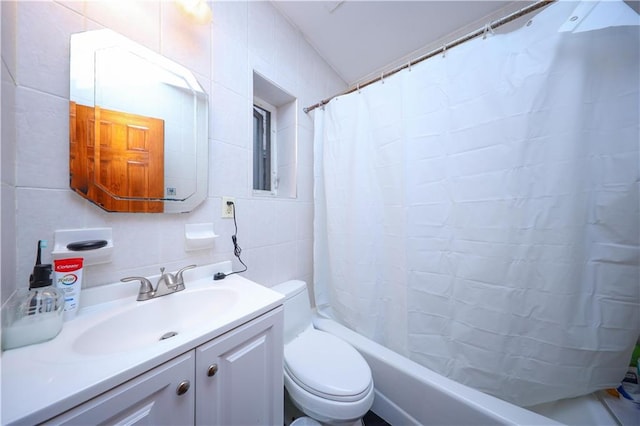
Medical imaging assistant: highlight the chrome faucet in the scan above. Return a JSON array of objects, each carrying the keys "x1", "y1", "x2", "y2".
[{"x1": 121, "y1": 264, "x2": 196, "y2": 301}]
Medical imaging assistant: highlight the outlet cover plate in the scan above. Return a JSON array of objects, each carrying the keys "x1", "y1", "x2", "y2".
[{"x1": 222, "y1": 197, "x2": 235, "y2": 218}]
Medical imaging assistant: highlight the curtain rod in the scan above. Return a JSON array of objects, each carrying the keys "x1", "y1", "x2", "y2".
[{"x1": 304, "y1": 0, "x2": 556, "y2": 114}]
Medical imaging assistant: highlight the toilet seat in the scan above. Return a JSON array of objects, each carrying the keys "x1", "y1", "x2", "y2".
[{"x1": 284, "y1": 329, "x2": 373, "y2": 403}]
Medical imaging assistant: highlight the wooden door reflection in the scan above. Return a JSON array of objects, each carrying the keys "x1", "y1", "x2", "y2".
[{"x1": 70, "y1": 103, "x2": 165, "y2": 213}]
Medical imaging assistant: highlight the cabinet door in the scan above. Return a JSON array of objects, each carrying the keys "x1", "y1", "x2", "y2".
[
  {"x1": 196, "y1": 307, "x2": 284, "y2": 426},
  {"x1": 45, "y1": 352, "x2": 195, "y2": 425}
]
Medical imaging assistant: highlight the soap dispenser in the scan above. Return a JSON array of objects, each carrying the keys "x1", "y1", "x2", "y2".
[{"x1": 1, "y1": 241, "x2": 65, "y2": 351}]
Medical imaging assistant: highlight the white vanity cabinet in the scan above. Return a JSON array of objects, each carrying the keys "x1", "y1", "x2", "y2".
[
  {"x1": 196, "y1": 307, "x2": 284, "y2": 425},
  {"x1": 45, "y1": 351, "x2": 196, "y2": 425},
  {"x1": 44, "y1": 308, "x2": 283, "y2": 426}
]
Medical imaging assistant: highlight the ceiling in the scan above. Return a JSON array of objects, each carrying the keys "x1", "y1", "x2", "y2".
[{"x1": 273, "y1": 1, "x2": 533, "y2": 85}]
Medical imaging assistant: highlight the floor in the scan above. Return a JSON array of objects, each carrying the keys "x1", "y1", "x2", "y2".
[
  {"x1": 284, "y1": 390, "x2": 391, "y2": 426},
  {"x1": 362, "y1": 411, "x2": 390, "y2": 425}
]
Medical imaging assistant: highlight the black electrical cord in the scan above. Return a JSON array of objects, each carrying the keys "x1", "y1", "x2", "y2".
[{"x1": 213, "y1": 201, "x2": 248, "y2": 280}]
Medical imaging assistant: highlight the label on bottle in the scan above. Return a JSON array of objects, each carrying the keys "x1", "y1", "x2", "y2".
[{"x1": 54, "y1": 258, "x2": 84, "y2": 320}]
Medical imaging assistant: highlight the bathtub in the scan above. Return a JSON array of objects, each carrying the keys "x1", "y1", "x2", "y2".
[{"x1": 312, "y1": 314, "x2": 620, "y2": 425}]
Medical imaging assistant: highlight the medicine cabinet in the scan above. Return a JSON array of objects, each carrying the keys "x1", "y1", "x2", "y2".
[{"x1": 69, "y1": 29, "x2": 208, "y2": 213}]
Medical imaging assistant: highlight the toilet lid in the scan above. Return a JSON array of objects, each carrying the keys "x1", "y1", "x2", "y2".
[{"x1": 284, "y1": 329, "x2": 373, "y2": 402}]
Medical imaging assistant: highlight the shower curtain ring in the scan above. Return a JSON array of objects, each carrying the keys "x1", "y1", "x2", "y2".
[
  {"x1": 483, "y1": 23, "x2": 495, "y2": 39},
  {"x1": 408, "y1": 61, "x2": 412, "y2": 71},
  {"x1": 357, "y1": 83, "x2": 361, "y2": 93},
  {"x1": 442, "y1": 46, "x2": 447, "y2": 58},
  {"x1": 381, "y1": 72, "x2": 384, "y2": 84}
]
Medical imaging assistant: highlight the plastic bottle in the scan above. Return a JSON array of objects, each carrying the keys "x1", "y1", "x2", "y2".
[
  {"x1": 1, "y1": 240, "x2": 64, "y2": 350},
  {"x1": 54, "y1": 258, "x2": 84, "y2": 320}
]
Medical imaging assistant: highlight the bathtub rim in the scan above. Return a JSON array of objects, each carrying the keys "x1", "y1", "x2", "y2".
[{"x1": 312, "y1": 311, "x2": 564, "y2": 426}]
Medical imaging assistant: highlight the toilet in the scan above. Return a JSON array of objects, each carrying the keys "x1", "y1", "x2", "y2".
[{"x1": 273, "y1": 280, "x2": 374, "y2": 426}]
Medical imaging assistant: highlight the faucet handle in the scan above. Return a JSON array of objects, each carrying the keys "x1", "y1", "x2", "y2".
[
  {"x1": 121, "y1": 276, "x2": 154, "y2": 301},
  {"x1": 175, "y1": 264, "x2": 196, "y2": 290},
  {"x1": 176, "y1": 264, "x2": 196, "y2": 280}
]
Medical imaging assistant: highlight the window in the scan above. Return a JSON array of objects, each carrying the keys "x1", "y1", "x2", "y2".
[
  {"x1": 252, "y1": 101, "x2": 275, "y2": 192},
  {"x1": 252, "y1": 71, "x2": 297, "y2": 198}
]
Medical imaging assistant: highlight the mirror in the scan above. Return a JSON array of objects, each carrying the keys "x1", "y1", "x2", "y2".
[{"x1": 69, "y1": 29, "x2": 208, "y2": 213}]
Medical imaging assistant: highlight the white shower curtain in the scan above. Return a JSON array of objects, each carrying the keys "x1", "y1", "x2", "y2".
[{"x1": 313, "y1": 0, "x2": 639, "y2": 407}]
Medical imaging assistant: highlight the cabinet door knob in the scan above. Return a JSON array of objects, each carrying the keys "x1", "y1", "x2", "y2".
[
  {"x1": 207, "y1": 364, "x2": 219, "y2": 377},
  {"x1": 176, "y1": 380, "x2": 190, "y2": 395}
]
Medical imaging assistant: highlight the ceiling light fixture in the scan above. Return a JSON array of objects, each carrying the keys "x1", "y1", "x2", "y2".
[{"x1": 176, "y1": 0, "x2": 212, "y2": 25}]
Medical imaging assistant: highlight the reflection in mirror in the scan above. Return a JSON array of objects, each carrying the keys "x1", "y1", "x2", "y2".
[{"x1": 69, "y1": 29, "x2": 208, "y2": 213}]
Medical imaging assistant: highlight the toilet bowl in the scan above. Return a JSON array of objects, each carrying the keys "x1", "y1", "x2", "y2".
[{"x1": 273, "y1": 281, "x2": 374, "y2": 426}]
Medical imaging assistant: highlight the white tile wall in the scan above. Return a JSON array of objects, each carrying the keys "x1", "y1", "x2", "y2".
[
  {"x1": 1, "y1": 0, "x2": 346, "y2": 304},
  {"x1": 1, "y1": 58, "x2": 16, "y2": 188},
  {"x1": 2, "y1": 1, "x2": 18, "y2": 305}
]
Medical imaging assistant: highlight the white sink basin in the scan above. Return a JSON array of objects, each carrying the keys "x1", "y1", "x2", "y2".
[{"x1": 72, "y1": 287, "x2": 238, "y2": 355}]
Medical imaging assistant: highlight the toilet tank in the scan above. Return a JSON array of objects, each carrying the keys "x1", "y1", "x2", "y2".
[{"x1": 271, "y1": 280, "x2": 312, "y2": 344}]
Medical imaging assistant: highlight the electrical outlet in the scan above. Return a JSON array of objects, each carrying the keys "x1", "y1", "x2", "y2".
[{"x1": 222, "y1": 196, "x2": 235, "y2": 218}]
